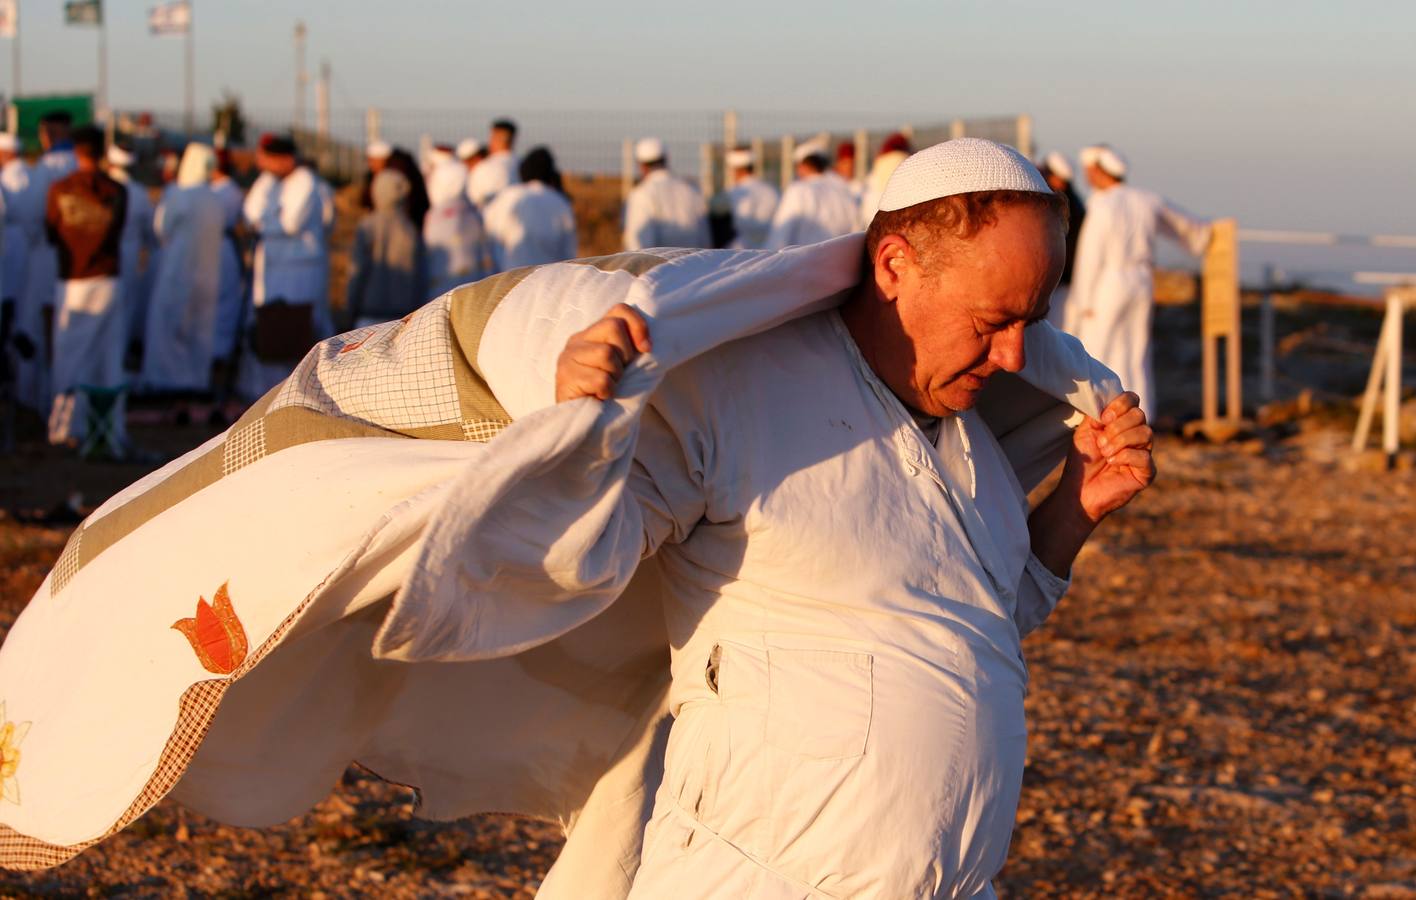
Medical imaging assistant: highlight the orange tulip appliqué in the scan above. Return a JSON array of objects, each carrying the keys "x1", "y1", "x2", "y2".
[{"x1": 172, "y1": 582, "x2": 249, "y2": 675}]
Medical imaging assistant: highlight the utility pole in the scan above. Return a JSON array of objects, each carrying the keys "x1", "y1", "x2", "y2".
[
  {"x1": 293, "y1": 19, "x2": 306, "y2": 132},
  {"x1": 183, "y1": 0, "x2": 195, "y2": 135},
  {"x1": 8, "y1": 0, "x2": 20, "y2": 134},
  {"x1": 315, "y1": 59, "x2": 329, "y2": 168}
]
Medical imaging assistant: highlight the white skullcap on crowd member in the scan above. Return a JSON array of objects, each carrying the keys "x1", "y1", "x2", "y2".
[
  {"x1": 725, "y1": 147, "x2": 754, "y2": 170},
  {"x1": 1042, "y1": 150, "x2": 1073, "y2": 182},
  {"x1": 876, "y1": 137, "x2": 1051, "y2": 213},
  {"x1": 0, "y1": 133, "x2": 20, "y2": 154},
  {"x1": 634, "y1": 137, "x2": 666, "y2": 164},
  {"x1": 366, "y1": 140, "x2": 392, "y2": 161},
  {"x1": 106, "y1": 145, "x2": 135, "y2": 168},
  {"x1": 1080, "y1": 144, "x2": 1127, "y2": 179},
  {"x1": 456, "y1": 138, "x2": 482, "y2": 160},
  {"x1": 792, "y1": 138, "x2": 829, "y2": 165}
]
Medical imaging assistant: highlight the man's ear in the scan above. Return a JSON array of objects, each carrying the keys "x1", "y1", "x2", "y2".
[{"x1": 872, "y1": 234, "x2": 916, "y2": 302}]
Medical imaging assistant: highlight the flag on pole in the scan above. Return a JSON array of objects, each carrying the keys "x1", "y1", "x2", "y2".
[
  {"x1": 148, "y1": 0, "x2": 191, "y2": 36},
  {"x1": 0, "y1": 0, "x2": 17, "y2": 39},
  {"x1": 63, "y1": 0, "x2": 102, "y2": 26}
]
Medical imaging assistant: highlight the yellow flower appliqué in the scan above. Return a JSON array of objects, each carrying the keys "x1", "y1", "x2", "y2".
[{"x1": 0, "y1": 702, "x2": 33, "y2": 805}]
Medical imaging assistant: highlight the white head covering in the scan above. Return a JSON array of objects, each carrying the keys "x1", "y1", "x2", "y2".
[
  {"x1": 725, "y1": 148, "x2": 753, "y2": 170},
  {"x1": 456, "y1": 138, "x2": 483, "y2": 160},
  {"x1": 427, "y1": 159, "x2": 468, "y2": 208},
  {"x1": 877, "y1": 138, "x2": 1051, "y2": 213},
  {"x1": 792, "y1": 138, "x2": 829, "y2": 165},
  {"x1": 1080, "y1": 144, "x2": 1127, "y2": 178},
  {"x1": 366, "y1": 140, "x2": 392, "y2": 161},
  {"x1": 1042, "y1": 150, "x2": 1073, "y2": 183},
  {"x1": 176, "y1": 143, "x2": 217, "y2": 188},
  {"x1": 0, "y1": 133, "x2": 20, "y2": 154},
  {"x1": 634, "y1": 137, "x2": 665, "y2": 164},
  {"x1": 107, "y1": 145, "x2": 135, "y2": 168}
]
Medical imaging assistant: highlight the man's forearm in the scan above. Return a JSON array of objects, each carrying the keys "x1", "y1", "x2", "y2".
[{"x1": 1028, "y1": 484, "x2": 1098, "y2": 580}]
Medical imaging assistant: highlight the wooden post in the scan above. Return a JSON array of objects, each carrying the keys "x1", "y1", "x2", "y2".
[
  {"x1": 1350, "y1": 286, "x2": 1414, "y2": 463},
  {"x1": 365, "y1": 107, "x2": 380, "y2": 144},
  {"x1": 1189, "y1": 218, "x2": 1243, "y2": 440},
  {"x1": 621, "y1": 139, "x2": 633, "y2": 204},
  {"x1": 700, "y1": 142, "x2": 713, "y2": 197},
  {"x1": 751, "y1": 136, "x2": 764, "y2": 177},
  {"x1": 723, "y1": 109, "x2": 737, "y2": 158},
  {"x1": 780, "y1": 135, "x2": 795, "y2": 192},
  {"x1": 854, "y1": 128, "x2": 868, "y2": 181},
  {"x1": 1016, "y1": 113, "x2": 1033, "y2": 158},
  {"x1": 949, "y1": 119, "x2": 964, "y2": 140}
]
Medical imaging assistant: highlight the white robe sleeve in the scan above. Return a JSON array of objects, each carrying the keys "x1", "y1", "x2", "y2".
[
  {"x1": 1156, "y1": 199, "x2": 1212, "y2": 257},
  {"x1": 1013, "y1": 554, "x2": 1070, "y2": 638},
  {"x1": 630, "y1": 402, "x2": 709, "y2": 556},
  {"x1": 271, "y1": 171, "x2": 319, "y2": 237}
]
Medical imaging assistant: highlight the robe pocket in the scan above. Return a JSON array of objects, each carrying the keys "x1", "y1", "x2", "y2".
[{"x1": 766, "y1": 648, "x2": 873, "y2": 761}]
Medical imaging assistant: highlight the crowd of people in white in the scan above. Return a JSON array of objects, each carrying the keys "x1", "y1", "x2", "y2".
[{"x1": 0, "y1": 111, "x2": 1209, "y2": 459}]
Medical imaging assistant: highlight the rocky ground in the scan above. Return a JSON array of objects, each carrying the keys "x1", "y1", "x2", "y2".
[{"x1": 0, "y1": 188, "x2": 1413, "y2": 896}]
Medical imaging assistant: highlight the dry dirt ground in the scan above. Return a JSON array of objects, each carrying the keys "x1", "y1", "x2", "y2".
[{"x1": 0, "y1": 188, "x2": 1413, "y2": 897}]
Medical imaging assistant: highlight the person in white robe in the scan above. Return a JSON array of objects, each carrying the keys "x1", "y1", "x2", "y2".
[
  {"x1": 834, "y1": 139, "x2": 866, "y2": 215},
  {"x1": 859, "y1": 131, "x2": 912, "y2": 226},
  {"x1": 44, "y1": 126, "x2": 128, "y2": 450},
  {"x1": 1066, "y1": 144, "x2": 1210, "y2": 420},
  {"x1": 466, "y1": 119, "x2": 520, "y2": 209},
  {"x1": 723, "y1": 147, "x2": 778, "y2": 250},
  {"x1": 140, "y1": 144, "x2": 226, "y2": 395},
  {"x1": 422, "y1": 155, "x2": 486, "y2": 296},
  {"x1": 238, "y1": 135, "x2": 332, "y2": 401},
  {"x1": 104, "y1": 146, "x2": 157, "y2": 354},
  {"x1": 622, "y1": 137, "x2": 710, "y2": 251},
  {"x1": 764, "y1": 138, "x2": 861, "y2": 250},
  {"x1": 0, "y1": 134, "x2": 34, "y2": 401},
  {"x1": 482, "y1": 145, "x2": 577, "y2": 271},
  {"x1": 456, "y1": 137, "x2": 486, "y2": 207},
  {"x1": 209, "y1": 151, "x2": 247, "y2": 367},
  {"x1": 13, "y1": 113, "x2": 79, "y2": 413},
  {"x1": 551, "y1": 138, "x2": 1156, "y2": 897}
]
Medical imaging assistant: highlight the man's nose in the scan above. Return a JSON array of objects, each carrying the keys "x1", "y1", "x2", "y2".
[{"x1": 989, "y1": 323, "x2": 1026, "y2": 373}]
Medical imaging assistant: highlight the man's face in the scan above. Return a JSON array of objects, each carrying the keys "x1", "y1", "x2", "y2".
[
  {"x1": 368, "y1": 156, "x2": 387, "y2": 175},
  {"x1": 266, "y1": 153, "x2": 296, "y2": 177},
  {"x1": 882, "y1": 204, "x2": 1063, "y2": 416},
  {"x1": 489, "y1": 127, "x2": 512, "y2": 153}
]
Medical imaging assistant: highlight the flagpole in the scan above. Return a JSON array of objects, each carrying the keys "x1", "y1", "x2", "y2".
[
  {"x1": 9, "y1": 0, "x2": 19, "y2": 134},
  {"x1": 96, "y1": 1, "x2": 107, "y2": 120},
  {"x1": 183, "y1": 0, "x2": 194, "y2": 135}
]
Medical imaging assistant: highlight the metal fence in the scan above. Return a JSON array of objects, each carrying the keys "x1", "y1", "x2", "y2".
[{"x1": 127, "y1": 106, "x2": 1033, "y2": 192}]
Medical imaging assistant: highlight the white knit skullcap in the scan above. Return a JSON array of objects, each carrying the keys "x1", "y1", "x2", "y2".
[
  {"x1": 725, "y1": 147, "x2": 753, "y2": 169},
  {"x1": 1080, "y1": 144, "x2": 1127, "y2": 178},
  {"x1": 792, "y1": 137, "x2": 829, "y2": 165},
  {"x1": 1042, "y1": 150, "x2": 1073, "y2": 182},
  {"x1": 635, "y1": 137, "x2": 665, "y2": 164},
  {"x1": 877, "y1": 138, "x2": 1051, "y2": 213},
  {"x1": 456, "y1": 138, "x2": 482, "y2": 160},
  {"x1": 106, "y1": 145, "x2": 134, "y2": 167},
  {"x1": 0, "y1": 133, "x2": 20, "y2": 154},
  {"x1": 366, "y1": 140, "x2": 392, "y2": 160}
]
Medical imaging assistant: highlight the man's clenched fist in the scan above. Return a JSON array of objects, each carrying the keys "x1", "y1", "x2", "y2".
[{"x1": 554, "y1": 304, "x2": 653, "y2": 403}]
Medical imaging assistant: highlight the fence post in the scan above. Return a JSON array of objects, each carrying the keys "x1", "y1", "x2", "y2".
[
  {"x1": 723, "y1": 109, "x2": 737, "y2": 157},
  {"x1": 1260, "y1": 263, "x2": 1276, "y2": 403},
  {"x1": 365, "y1": 107, "x2": 380, "y2": 145},
  {"x1": 700, "y1": 142, "x2": 713, "y2": 197},
  {"x1": 621, "y1": 139, "x2": 633, "y2": 204},
  {"x1": 949, "y1": 119, "x2": 963, "y2": 140},
  {"x1": 1016, "y1": 113, "x2": 1033, "y2": 157},
  {"x1": 854, "y1": 128, "x2": 868, "y2": 181},
  {"x1": 751, "y1": 136, "x2": 765, "y2": 179},
  {"x1": 780, "y1": 135, "x2": 795, "y2": 192},
  {"x1": 1384, "y1": 289, "x2": 1404, "y2": 466}
]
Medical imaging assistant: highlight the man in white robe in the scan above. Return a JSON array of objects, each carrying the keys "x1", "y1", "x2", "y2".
[
  {"x1": 552, "y1": 139, "x2": 1156, "y2": 897},
  {"x1": 13, "y1": 112, "x2": 79, "y2": 412},
  {"x1": 140, "y1": 144, "x2": 226, "y2": 395},
  {"x1": 44, "y1": 127, "x2": 128, "y2": 450},
  {"x1": 765, "y1": 139, "x2": 861, "y2": 250},
  {"x1": 483, "y1": 146, "x2": 577, "y2": 271},
  {"x1": 466, "y1": 119, "x2": 520, "y2": 209},
  {"x1": 104, "y1": 146, "x2": 156, "y2": 355},
  {"x1": 0, "y1": 133, "x2": 34, "y2": 404},
  {"x1": 622, "y1": 137, "x2": 710, "y2": 251},
  {"x1": 423, "y1": 155, "x2": 485, "y2": 295},
  {"x1": 239, "y1": 135, "x2": 332, "y2": 401},
  {"x1": 1066, "y1": 144, "x2": 1210, "y2": 420},
  {"x1": 723, "y1": 147, "x2": 778, "y2": 250}
]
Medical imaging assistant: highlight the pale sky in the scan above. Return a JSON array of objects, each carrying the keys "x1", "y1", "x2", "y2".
[{"x1": 9, "y1": 0, "x2": 1416, "y2": 244}]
